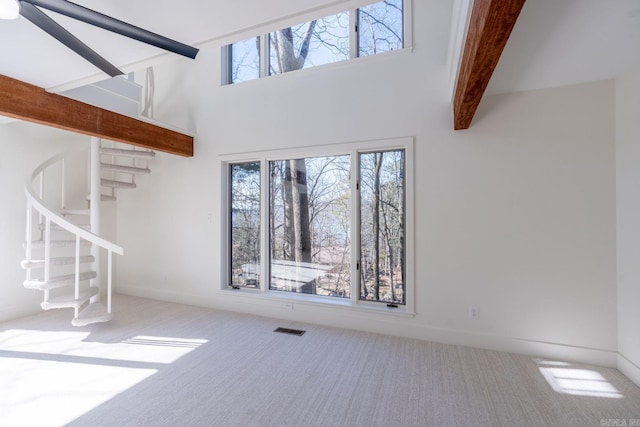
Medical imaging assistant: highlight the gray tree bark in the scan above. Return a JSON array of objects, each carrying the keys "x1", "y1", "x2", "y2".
[
  {"x1": 290, "y1": 159, "x2": 312, "y2": 264},
  {"x1": 372, "y1": 153, "x2": 382, "y2": 301}
]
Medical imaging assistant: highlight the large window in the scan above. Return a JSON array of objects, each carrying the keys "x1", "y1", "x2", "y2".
[
  {"x1": 223, "y1": 139, "x2": 413, "y2": 312},
  {"x1": 222, "y1": 0, "x2": 410, "y2": 85},
  {"x1": 269, "y1": 155, "x2": 351, "y2": 297}
]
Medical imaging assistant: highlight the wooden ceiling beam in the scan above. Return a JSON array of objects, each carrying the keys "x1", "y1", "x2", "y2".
[
  {"x1": 0, "y1": 74, "x2": 193, "y2": 157},
  {"x1": 453, "y1": 0, "x2": 526, "y2": 130}
]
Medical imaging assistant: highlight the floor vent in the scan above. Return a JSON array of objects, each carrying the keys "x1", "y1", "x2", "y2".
[{"x1": 274, "y1": 327, "x2": 306, "y2": 336}]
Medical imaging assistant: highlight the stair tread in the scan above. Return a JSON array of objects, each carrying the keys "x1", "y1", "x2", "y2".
[
  {"x1": 100, "y1": 147, "x2": 155, "y2": 158},
  {"x1": 37, "y1": 223, "x2": 90, "y2": 231},
  {"x1": 60, "y1": 208, "x2": 90, "y2": 216},
  {"x1": 25, "y1": 239, "x2": 92, "y2": 249},
  {"x1": 86, "y1": 194, "x2": 117, "y2": 202},
  {"x1": 21, "y1": 255, "x2": 95, "y2": 269},
  {"x1": 72, "y1": 302, "x2": 113, "y2": 326},
  {"x1": 41, "y1": 287, "x2": 99, "y2": 310},
  {"x1": 100, "y1": 163, "x2": 150, "y2": 174},
  {"x1": 101, "y1": 178, "x2": 136, "y2": 189},
  {"x1": 24, "y1": 271, "x2": 97, "y2": 290}
]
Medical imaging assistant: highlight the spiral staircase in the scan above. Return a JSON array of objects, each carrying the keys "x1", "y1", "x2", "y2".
[{"x1": 21, "y1": 73, "x2": 155, "y2": 326}]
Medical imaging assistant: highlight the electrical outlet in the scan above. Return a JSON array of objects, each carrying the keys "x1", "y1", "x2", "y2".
[
  {"x1": 469, "y1": 306, "x2": 479, "y2": 319},
  {"x1": 283, "y1": 302, "x2": 294, "y2": 310}
]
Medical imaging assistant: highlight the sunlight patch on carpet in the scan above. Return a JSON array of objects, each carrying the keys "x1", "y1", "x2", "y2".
[
  {"x1": 537, "y1": 360, "x2": 623, "y2": 398},
  {"x1": 0, "y1": 357, "x2": 157, "y2": 426},
  {"x1": 0, "y1": 329, "x2": 208, "y2": 425}
]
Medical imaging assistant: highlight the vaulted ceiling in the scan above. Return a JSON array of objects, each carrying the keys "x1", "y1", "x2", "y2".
[{"x1": 1, "y1": 0, "x2": 639, "y2": 128}]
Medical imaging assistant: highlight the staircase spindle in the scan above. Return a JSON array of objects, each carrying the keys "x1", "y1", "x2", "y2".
[
  {"x1": 44, "y1": 217, "x2": 51, "y2": 302},
  {"x1": 38, "y1": 171, "x2": 44, "y2": 233},
  {"x1": 25, "y1": 203, "x2": 33, "y2": 281},
  {"x1": 90, "y1": 137, "x2": 102, "y2": 305},
  {"x1": 107, "y1": 251, "x2": 113, "y2": 314},
  {"x1": 75, "y1": 235, "x2": 81, "y2": 301},
  {"x1": 61, "y1": 158, "x2": 66, "y2": 210}
]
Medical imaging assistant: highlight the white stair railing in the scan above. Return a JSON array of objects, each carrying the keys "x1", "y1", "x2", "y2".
[
  {"x1": 22, "y1": 73, "x2": 158, "y2": 326},
  {"x1": 23, "y1": 146, "x2": 123, "y2": 326}
]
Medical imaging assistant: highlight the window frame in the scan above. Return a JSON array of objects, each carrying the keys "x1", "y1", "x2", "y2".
[
  {"x1": 356, "y1": 149, "x2": 407, "y2": 306},
  {"x1": 221, "y1": 0, "x2": 412, "y2": 85},
  {"x1": 228, "y1": 161, "x2": 263, "y2": 289},
  {"x1": 220, "y1": 138, "x2": 415, "y2": 316}
]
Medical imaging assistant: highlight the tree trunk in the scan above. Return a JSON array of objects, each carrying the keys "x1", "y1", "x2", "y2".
[
  {"x1": 290, "y1": 159, "x2": 312, "y2": 264},
  {"x1": 379, "y1": 178, "x2": 397, "y2": 302},
  {"x1": 283, "y1": 163, "x2": 294, "y2": 260},
  {"x1": 270, "y1": 165, "x2": 277, "y2": 261},
  {"x1": 399, "y1": 153, "x2": 405, "y2": 304},
  {"x1": 272, "y1": 21, "x2": 317, "y2": 73},
  {"x1": 382, "y1": 209, "x2": 397, "y2": 302},
  {"x1": 388, "y1": 240, "x2": 396, "y2": 301},
  {"x1": 372, "y1": 153, "x2": 382, "y2": 301}
]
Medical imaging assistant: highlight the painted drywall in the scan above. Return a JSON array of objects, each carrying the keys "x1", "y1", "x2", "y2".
[
  {"x1": 616, "y1": 66, "x2": 640, "y2": 386},
  {"x1": 0, "y1": 123, "x2": 87, "y2": 322},
  {"x1": 115, "y1": 0, "x2": 617, "y2": 366}
]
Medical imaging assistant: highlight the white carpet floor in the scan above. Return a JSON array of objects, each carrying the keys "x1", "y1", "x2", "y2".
[{"x1": 1, "y1": 294, "x2": 639, "y2": 426}]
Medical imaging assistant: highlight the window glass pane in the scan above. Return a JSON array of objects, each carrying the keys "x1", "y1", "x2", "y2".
[
  {"x1": 269, "y1": 156, "x2": 351, "y2": 298},
  {"x1": 269, "y1": 12, "x2": 350, "y2": 75},
  {"x1": 358, "y1": 0, "x2": 403, "y2": 57},
  {"x1": 230, "y1": 162, "x2": 261, "y2": 288},
  {"x1": 359, "y1": 150, "x2": 405, "y2": 304},
  {"x1": 230, "y1": 37, "x2": 260, "y2": 83}
]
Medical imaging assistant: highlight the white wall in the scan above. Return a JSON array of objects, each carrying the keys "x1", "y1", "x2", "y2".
[
  {"x1": 115, "y1": 0, "x2": 618, "y2": 366},
  {"x1": 0, "y1": 122, "x2": 87, "y2": 322},
  {"x1": 616, "y1": 66, "x2": 640, "y2": 386}
]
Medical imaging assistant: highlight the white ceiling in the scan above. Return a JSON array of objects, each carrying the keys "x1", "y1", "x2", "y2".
[
  {"x1": 486, "y1": 0, "x2": 640, "y2": 95},
  {"x1": 0, "y1": 0, "x2": 336, "y2": 90},
  {"x1": 0, "y1": 0, "x2": 639, "y2": 94}
]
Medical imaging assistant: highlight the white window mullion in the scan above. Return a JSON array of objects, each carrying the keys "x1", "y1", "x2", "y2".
[
  {"x1": 221, "y1": 45, "x2": 230, "y2": 85},
  {"x1": 221, "y1": 162, "x2": 230, "y2": 288},
  {"x1": 350, "y1": 9, "x2": 358, "y2": 59},
  {"x1": 403, "y1": 0, "x2": 413, "y2": 49},
  {"x1": 350, "y1": 150, "x2": 360, "y2": 304},
  {"x1": 260, "y1": 34, "x2": 269, "y2": 77},
  {"x1": 260, "y1": 158, "x2": 270, "y2": 291},
  {"x1": 403, "y1": 141, "x2": 415, "y2": 313}
]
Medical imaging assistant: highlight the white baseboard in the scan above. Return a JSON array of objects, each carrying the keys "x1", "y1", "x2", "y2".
[
  {"x1": 617, "y1": 353, "x2": 640, "y2": 388},
  {"x1": 0, "y1": 305, "x2": 41, "y2": 324},
  {"x1": 116, "y1": 284, "x2": 215, "y2": 308},
  {"x1": 404, "y1": 323, "x2": 617, "y2": 368},
  {"x1": 117, "y1": 285, "x2": 618, "y2": 368}
]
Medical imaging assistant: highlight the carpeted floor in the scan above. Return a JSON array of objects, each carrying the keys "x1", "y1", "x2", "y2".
[{"x1": 1, "y1": 294, "x2": 639, "y2": 426}]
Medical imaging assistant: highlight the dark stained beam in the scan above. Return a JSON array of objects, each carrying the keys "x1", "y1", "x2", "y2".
[
  {"x1": 453, "y1": 0, "x2": 526, "y2": 130},
  {"x1": 0, "y1": 74, "x2": 193, "y2": 156}
]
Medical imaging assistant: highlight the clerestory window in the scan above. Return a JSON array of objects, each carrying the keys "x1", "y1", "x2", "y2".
[
  {"x1": 223, "y1": 139, "x2": 413, "y2": 312},
  {"x1": 222, "y1": 0, "x2": 410, "y2": 85}
]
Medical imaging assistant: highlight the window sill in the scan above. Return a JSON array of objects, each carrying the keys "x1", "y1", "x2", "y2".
[{"x1": 219, "y1": 286, "x2": 416, "y2": 318}]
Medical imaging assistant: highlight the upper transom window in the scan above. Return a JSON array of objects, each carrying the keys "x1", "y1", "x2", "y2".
[{"x1": 222, "y1": 0, "x2": 409, "y2": 85}]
